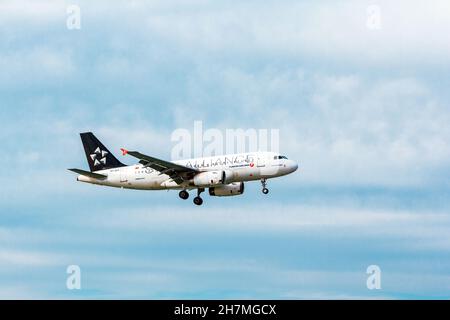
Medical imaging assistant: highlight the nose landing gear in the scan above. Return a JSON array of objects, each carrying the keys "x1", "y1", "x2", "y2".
[
  {"x1": 261, "y1": 178, "x2": 269, "y2": 194},
  {"x1": 193, "y1": 188, "x2": 205, "y2": 206}
]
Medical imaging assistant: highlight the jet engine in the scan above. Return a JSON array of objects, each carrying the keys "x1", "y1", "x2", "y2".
[
  {"x1": 193, "y1": 170, "x2": 225, "y2": 186},
  {"x1": 209, "y1": 182, "x2": 244, "y2": 197}
]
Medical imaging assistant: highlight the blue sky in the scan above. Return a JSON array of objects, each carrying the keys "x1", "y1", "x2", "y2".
[{"x1": 1, "y1": 0, "x2": 450, "y2": 299}]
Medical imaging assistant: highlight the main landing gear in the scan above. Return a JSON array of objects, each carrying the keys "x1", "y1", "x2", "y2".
[
  {"x1": 261, "y1": 178, "x2": 269, "y2": 194},
  {"x1": 179, "y1": 190, "x2": 189, "y2": 200},
  {"x1": 193, "y1": 188, "x2": 204, "y2": 206},
  {"x1": 179, "y1": 188, "x2": 205, "y2": 205}
]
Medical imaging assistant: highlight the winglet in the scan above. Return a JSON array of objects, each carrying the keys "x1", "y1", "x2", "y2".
[{"x1": 121, "y1": 148, "x2": 128, "y2": 156}]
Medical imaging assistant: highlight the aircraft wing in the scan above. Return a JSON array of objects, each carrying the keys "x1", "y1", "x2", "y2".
[
  {"x1": 68, "y1": 168, "x2": 107, "y2": 180},
  {"x1": 121, "y1": 149, "x2": 198, "y2": 184}
]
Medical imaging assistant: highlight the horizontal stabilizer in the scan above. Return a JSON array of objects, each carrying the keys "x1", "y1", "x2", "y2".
[{"x1": 68, "y1": 168, "x2": 107, "y2": 180}]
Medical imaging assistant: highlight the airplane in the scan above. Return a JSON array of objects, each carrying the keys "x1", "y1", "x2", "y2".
[{"x1": 68, "y1": 132, "x2": 298, "y2": 205}]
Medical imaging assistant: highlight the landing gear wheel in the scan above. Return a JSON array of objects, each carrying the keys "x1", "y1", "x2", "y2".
[
  {"x1": 179, "y1": 190, "x2": 189, "y2": 200},
  {"x1": 193, "y1": 188, "x2": 205, "y2": 206},
  {"x1": 261, "y1": 178, "x2": 269, "y2": 194},
  {"x1": 193, "y1": 196, "x2": 203, "y2": 206}
]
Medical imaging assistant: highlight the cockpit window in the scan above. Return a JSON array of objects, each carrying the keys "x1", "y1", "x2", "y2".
[{"x1": 274, "y1": 155, "x2": 288, "y2": 159}]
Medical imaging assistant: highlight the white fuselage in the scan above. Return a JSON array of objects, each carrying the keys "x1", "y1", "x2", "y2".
[{"x1": 77, "y1": 152, "x2": 298, "y2": 190}]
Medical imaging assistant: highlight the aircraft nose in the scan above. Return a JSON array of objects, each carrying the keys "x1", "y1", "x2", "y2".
[
  {"x1": 291, "y1": 161, "x2": 298, "y2": 172},
  {"x1": 285, "y1": 160, "x2": 298, "y2": 173}
]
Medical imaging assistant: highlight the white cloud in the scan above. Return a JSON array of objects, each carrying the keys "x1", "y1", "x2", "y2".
[
  {"x1": 1, "y1": 0, "x2": 449, "y2": 188},
  {"x1": 143, "y1": 0, "x2": 450, "y2": 66},
  {"x1": 1, "y1": 0, "x2": 450, "y2": 300},
  {"x1": 1, "y1": 200, "x2": 449, "y2": 298},
  {"x1": 0, "y1": 47, "x2": 75, "y2": 85},
  {"x1": 65, "y1": 204, "x2": 450, "y2": 251},
  {"x1": 4, "y1": 1, "x2": 450, "y2": 66},
  {"x1": 0, "y1": 249, "x2": 66, "y2": 268},
  {"x1": 0, "y1": 0, "x2": 65, "y2": 23},
  {"x1": 167, "y1": 65, "x2": 450, "y2": 187}
]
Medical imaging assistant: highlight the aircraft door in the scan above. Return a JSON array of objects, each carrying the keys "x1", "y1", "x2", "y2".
[
  {"x1": 120, "y1": 167, "x2": 128, "y2": 183},
  {"x1": 257, "y1": 156, "x2": 265, "y2": 168},
  {"x1": 259, "y1": 154, "x2": 277, "y2": 177}
]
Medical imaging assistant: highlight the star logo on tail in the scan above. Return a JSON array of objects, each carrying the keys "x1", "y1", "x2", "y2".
[{"x1": 90, "y1": 147, "x2": 108, "y2": 166}]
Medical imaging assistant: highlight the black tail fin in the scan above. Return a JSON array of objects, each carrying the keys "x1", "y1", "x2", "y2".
[{"x1": 80, "y1": 132, "x2": 125, "y2": 172}]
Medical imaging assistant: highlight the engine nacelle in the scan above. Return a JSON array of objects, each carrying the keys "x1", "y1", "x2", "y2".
[
  {"x1": 193, "y1": 170, "x2": 224, "y2": 187},
  {"x1": 222, "y1": 169, "x2": 235, "y2": 184},
  {"x1": 209, "y1": 182, "x2": 244, "y2": 197}
]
